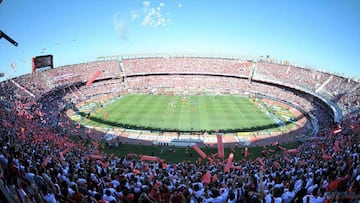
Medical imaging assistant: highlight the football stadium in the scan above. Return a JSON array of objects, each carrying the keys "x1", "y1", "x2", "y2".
[
  {"x1": 68, "y1": 56, "x2": 312, "y2": 147},
  {"x1": 1, "y1": 1, "x2": 360, "y2": 203},
  {"x1": 1, "y1": 54, "x2": 360, "y2": 202}
]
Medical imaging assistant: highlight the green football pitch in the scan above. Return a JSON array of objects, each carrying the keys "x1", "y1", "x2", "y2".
[{"x1": 80, "y1": 94, "x2": 286, "y2": 132}]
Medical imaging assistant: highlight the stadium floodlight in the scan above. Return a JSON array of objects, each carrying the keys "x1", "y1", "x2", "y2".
[{"x1": 0, "y1": 30, "x2": 18, "y2": 47}]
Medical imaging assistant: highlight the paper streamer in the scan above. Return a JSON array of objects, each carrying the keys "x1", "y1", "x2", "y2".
[
  {"x1": 273, "y1": 161, "x2": 280, "y2": 169},
  {"x1": 140, "y1": 155, "x2": 161, "y2": 162},
  {"x1": 90, "y1": 155, "x2": 103, "y2": 160},
  {"x1": 104, "y1": 112, "x2": 109, "y2": 120},
  {"x1": 211, "y1": 174, "x2": 217, "y2": 183},
  {"x1": 285, "y1": 149, "x2": 298, "y2": 154},
  {"x1": 86, "y1": 70, "x2": 101, "y2": 86},
  {"x1": 244, "y1": 147, "x2": 249, "y2": 158},
  {"x1": 257, "y1": 158, "x2": 265, "y2": 166},
  {"x1": 21, "y1": 127, "x2": 25, "y2": 141},
  {"x1": 277, "y1": 145, "x2": 287, "y2": 151},
  {"x1": 284, "y1": 156, "x2": 291, "y2": 163},
  {"x1": 203, "y1": 171, "x2": 211, "y2": 184},
  {"x1": 99, "y1": 160, "x2": 109, "y2": 168},
  {"x1": 216, "y1": 135, "x2": 224, "y2": 158},
  {"x1": 333, "y1": 129, "x2": 342, "y2": 134},
  {"x1": 192, "y1": 145, "x2": 207, "y2": 159},
  {"x1": 224, "y1": 153, "x2": 234, "y2": 172},
  {"x1": 41, "y1": 155, "x2": 51, "y2": 168},
  {"x1": 62, "y1": 147, "x2": 71, "y2": 155},
  {"x1": 59, "y1": 152, "x2": 65, "y2": 163},
  {"x1": 206, "y1": 157, "x2": 214, "y2": 164}
]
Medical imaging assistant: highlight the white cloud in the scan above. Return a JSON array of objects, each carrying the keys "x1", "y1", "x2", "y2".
[
  {"x1": 141, "y1": 2, "x2": 170, "y2": 28},
  {"x1": 131, "y1": 10, "x2": 139, "y2": 20},
  {"x1": 143, "y1": 1, "x2": 150, "y2": 8},
  {"x1": 178, "y1": 3, "x2": 182, "y2": 8},
  {"x1": 131, "y1": 1, "x2": 172, "y2": 28},
  {"x1": 112, "y1": 12, "x2": 129, "y2": 40}
]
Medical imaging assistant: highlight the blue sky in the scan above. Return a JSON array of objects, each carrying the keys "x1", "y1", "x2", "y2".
[{"x1": 1, "y1": 0, "x2": 360, "y2": 81}]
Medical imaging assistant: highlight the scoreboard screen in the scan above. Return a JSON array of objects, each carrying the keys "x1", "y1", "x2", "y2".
[{"x1": 32, "y1": 55, "x2": 54, "y2": 73}]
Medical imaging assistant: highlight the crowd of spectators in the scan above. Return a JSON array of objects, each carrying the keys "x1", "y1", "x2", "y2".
[
  {"x1": 8, "y1": 57, "x2": 360, "y2": 114},
  {"x1": 122, "y1": 58, "x2": 252, "y2": 78},
  {"x1": 122, "y1": 57, "x2": 360, "y2": 115},
  {"x1": 12, "y1": 60, "x2": 121, "y2": 97},
  {"x1": 125, "y1": 75, "x2": 316, "y2": 114},
  {"x1": 0, "y1": 57, "x2": 359, "y2": 202},
  {"x1": 0, "y1": 80, "x2": 360, "y2": 202},
  {"x1": 10, "y1": 70, "x2": 330, "y2": 147},
  {"x1": 75, "y1": 79, "x2": 125, "y2": 101},
  {"x1": 253, "y1": 62, "x2": 360, "y2": 114},
  {"x1": 253, "y1": 63, "x2": 329, "y2": 92}
]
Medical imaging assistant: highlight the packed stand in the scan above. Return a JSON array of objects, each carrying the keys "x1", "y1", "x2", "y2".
[
  {"x1": 253, "y1": 62, "x2": 331, "y2": 92},
  {"x1": 126, "y1": 75, "x2": 316, "y2": 115},
  {"x1": 320, "y1": 76, "x2": 360, "y2": 114},
  {"x1": 13, "y1": 60, "x2": 121, "y2": 97},
  {"x1": 1, "y1": 57, "x2": 360, "y2": 202},
  {"x1": 123, "y1": 57, "x2": 252, "y2": 78},
  {"x1": 254, "y1": 62, "x2": 360, "y2": 114},
  {"x1": 1, "y1": 89, "x2": 359, "y2": 202},
  {"x1": 74, "y1": 79, "x2": 125, "y2": 101}
]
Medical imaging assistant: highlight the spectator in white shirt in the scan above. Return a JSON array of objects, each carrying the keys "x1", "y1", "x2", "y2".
[
  {"x1": 102, "y1": 189, "x2": 117, "y2": 202},
  {"x1": 282, "y1": 183, "x2": 295, "y2": 203},
  {"x1": 302, "y1": 190, "x2": 318, "y2": 203},
  {"x1": 265, "y1": 187, "x2": 282, "y2": 203}
]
